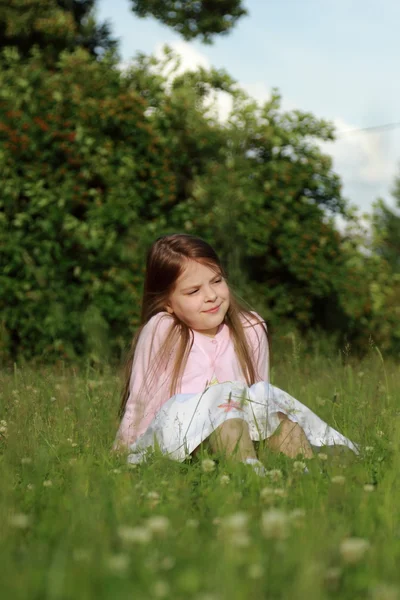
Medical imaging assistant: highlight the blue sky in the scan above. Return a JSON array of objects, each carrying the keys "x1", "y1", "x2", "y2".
[{"x1": 96, "y1": 0, "x2": 400, "y2": 213}]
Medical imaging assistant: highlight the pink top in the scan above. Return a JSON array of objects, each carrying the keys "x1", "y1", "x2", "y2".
[{"x1": 114, "y1": 311, "x2": 269, "y2": 448}]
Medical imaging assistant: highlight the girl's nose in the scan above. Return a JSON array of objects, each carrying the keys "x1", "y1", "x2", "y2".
[{"x1": 205, "y1": 287, "x2": 217, "y2": 301}]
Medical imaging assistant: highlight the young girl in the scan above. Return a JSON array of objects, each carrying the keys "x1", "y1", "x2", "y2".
[{"x1": 114, "y1": 234, "x2": 357, "y2": 473}]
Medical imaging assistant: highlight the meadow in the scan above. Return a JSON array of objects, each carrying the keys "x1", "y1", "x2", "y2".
[{"x1": 1, "y1": 341, "x2": 399, "y2": 600}]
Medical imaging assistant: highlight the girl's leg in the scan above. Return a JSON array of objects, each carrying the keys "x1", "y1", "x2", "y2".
[
  {"x1": 266, "y1": 412, "x2": 313, "y2": 459},
  {"x1": 192, "y1": 418, "x2": 257, "y2": 462}
]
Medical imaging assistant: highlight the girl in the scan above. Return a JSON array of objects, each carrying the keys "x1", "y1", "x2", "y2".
[{"x1": 114, "y1": 234, "x2": 357, "y2": 473}]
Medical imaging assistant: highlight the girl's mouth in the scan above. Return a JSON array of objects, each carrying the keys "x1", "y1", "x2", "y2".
[{"x1": 204, "y1": 305, "x2": 220, "y2": 314}]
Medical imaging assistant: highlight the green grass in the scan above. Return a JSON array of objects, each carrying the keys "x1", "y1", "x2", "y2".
[{"x1": 1, "y1": 345, "x2": 399, "y2": 600}]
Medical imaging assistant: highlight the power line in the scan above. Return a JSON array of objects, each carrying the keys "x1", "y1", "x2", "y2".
[{"x1": 337, "y1": 121, "x2": 400, "y2": 136}]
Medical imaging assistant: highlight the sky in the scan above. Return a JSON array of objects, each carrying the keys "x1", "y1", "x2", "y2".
[{"x1": 96, "y1": 0, "x2": 400, "y2": 214}]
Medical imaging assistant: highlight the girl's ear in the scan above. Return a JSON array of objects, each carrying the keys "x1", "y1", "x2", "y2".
[{"x1": 165, "y1": 304, "x2": 174, "y2": 314}]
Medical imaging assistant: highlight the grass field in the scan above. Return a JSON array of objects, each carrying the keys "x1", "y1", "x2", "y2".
[{"x1": 1, "y1": 344, "x2": 399, "y2": 600}]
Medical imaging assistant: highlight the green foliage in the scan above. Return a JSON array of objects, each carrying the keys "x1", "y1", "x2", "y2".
[
  {"x1": 0, "y1": 0, "x2": 117, "y2": 61},
  {"x1": 0, "y1": 47, "x2": 176, "y2": 362},
  {"x1": 0, "y1": 40, "x2": 399, "y2": 363},
  {"x1": 129, "y1": 0, "x2": 247, "y2": 43}
]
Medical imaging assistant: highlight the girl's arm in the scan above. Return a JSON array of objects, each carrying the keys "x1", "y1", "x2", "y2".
[{"x1": 113, "y1": 312, "x2": 174, "y2": 450}]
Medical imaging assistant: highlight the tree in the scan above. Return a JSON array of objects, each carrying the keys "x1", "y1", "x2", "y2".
[
  {"x1": 0, "y1": 0, "x2": 116, "y2": 60},
  {"x1": 0, "y1": 47, "x2": 175, "y2": 363},
  {"x1": 372, "y1": 177, "x2": 400, "y2": 273},
  {"x1": 129, "y1": 0, "x2": 247, "y2": 43}
]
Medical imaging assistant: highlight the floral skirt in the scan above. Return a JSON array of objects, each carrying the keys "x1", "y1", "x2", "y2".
[{"x1": 127, "y1": 381, "x2": 358, "y2": 464}]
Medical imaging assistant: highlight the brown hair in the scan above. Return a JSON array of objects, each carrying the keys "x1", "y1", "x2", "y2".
[{"x1": 118, "y1": 233, "x2": 268, "y2": 419}]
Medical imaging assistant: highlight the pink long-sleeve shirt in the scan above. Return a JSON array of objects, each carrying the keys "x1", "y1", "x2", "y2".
[{"x1": 115, "y1": 311, "x2": 269, "y2": 448}]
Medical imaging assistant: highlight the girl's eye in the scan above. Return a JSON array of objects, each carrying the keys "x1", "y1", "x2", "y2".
[
  {"x1": 188, "y1": 289, "x2": 198, "y2": 295},
  {"x1": 214, "y1": 278, "x2": 222, "y2": 283}
]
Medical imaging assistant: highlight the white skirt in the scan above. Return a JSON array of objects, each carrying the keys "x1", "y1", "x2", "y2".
[{"x1": 127, "y1": 381, "x2": 358, "y2": 464}]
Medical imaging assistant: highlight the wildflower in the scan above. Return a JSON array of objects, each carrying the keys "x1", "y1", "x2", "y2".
[
  {"x1": 50, "y1": 396, "x2": 56, "y2": 402},
  {"x1": 319, "y1": 453, "x2": 328, "y2": 461},
  {"x1": 160, "y1": 556, "x2": 175, "y2": 570},
  {"x1": 364, "y1": 484, "x2": 375, "y2": 492},
  {"x1": 147, "y1": 491, "x2": 160, "y2": 500},
  {"x1": 365, "y1": 446, "x2": 374, "y2": 454},
  {"x1": 220, "y1": 512, "x2": 249, "y2": 532},
  {"x1": 339, "y1": 537, "x2": 370, "y2": 564},
  {"x1": 370, "y1": 583, "x2": 399, "y2": 600},
  {"x1": 293, "y1": 461, "x2": 306, "y2": 473},
  {"x1": 106, "y1": 553, "x2": 130, "y2": 574},
  {"x1": 248, "y1": 563, "x2": 264, "y2": 579},
  {"x1": 9, "y1": 513, "x2": 30, "y2": 529},
  {"x1": 27, "y1": 483, "x2": 35, "y2": 490},
  {"x1": 147, "y1": 490, "x2": 160, "y2": 508},
  {"x1": 261, "y1": 509, "x2": 289, "y2": 540},
  {"x1": 267, "y1": 469, "x2": 283, "y2": 482},
  {"x1": 331, "y1": 475, "x2": 346, "y2": 485},
  {"x1": 324, "y1": 567, "x2": 342, "y2": 590},
  {"x1": 377, "y1": 430, "x2": 384, "y2": 438},
  {"x1": 316, "y1": 397, "x2": 326, "y2": 407},
  {"x1": 43, "y1": 480, "x2": 53, "y2": 487},
  {"x1": 260, "y1": 487, "x2": 275, "y2": 504},
  {"x1": 220, "y1": 474, "x2": 230, "y2": 485},
  {"x1": 146, "y1": 516, "x2": 170, "y2": 536},
  {"x1": 0, "y1": 420, "x2": 8, "y2": 437},
  {"x1": 117, "y1": 525, "x2": 152, "y2": 544},
  {"x1": 273, "y1": 488, "x2": 287, "y2": 498},
  {"x1": 201, "y1": 459, "x2": 216, "y2": 473},
  {"x1": 186, "y1": 519, "x2": 199, "y2": 529},
  {"x1": 153, "y1": 580, "x2": 170, "y2": 598},
  {"x1": 21, "y1": 457, "x2": 32, "y2": 465},
  {"x1": 73, "y1": 548, "x2": 91, "y2": 562},
  {"x1": 289, "y1": 508, "x2": 306, "y2": 527}
]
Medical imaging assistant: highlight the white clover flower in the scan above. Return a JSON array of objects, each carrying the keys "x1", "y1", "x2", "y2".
[
  {"x1": 147, "y1": 491, "x2": 160, "y2": 500},
  {"x1": 293, "y1": 461, "x2": 306, "y2": 473},
  {"x1": 370, "y1": 583, "x2": 399, "y2": 600},
  {"x1": 9, "y1": 513, "x2": 30, "y2": 529},
  {"x1": 331, "y1": 475, "x2": 346, "y2": 485},
  {"x1": 117, "y1": 525, "x2": 152, "y2": 544},
  {"x1": 339, "y1": 537, "x2": 370, "y2": 564},
  {"x1": 153, "y1": 580, "x2": 170, "y2": 598},
  {"x1": 261, "y1": 509, "x2": 289, "y2": 540},
  {"x1": 27, "y1": 483, "x2": 35, "y2": 490},
  {"x1": 43, "y1": 480, "x2": 53, "y2": 487},
  {"x1": 21, "y1": 457, "x2": 32, "y2": 465},
  {"x1": 220, "y1": 474, "x2": 230, "y2": 485},
  {"x1": 229, "y1": 532, "x2": 251, "y2": 548},
  {"x1": 201, "y1": 459, "x2": 216, "y2": 473},
  {"x1": 289, "y1": 508, "x2": 306, "y2": 526},
  {"x1": 324, "y1": 567, "x2": 342, "y2": 589},
  {"x1": 260, "y1": 486, "x2": 275, "y2": 503},
  {"x1": 186, "y1": 519, "x2": 199, "y2": 529},
  {"x1": 160, "y1": 556, "x2": 175, "y2": 570},
  {"x1": 146, "y1": 516, "x2": 170, "y2": 536},
  {"x1": 220, "y1": 512, "x2": 249, "y2": 533},
  {"x1": 319, "y1": 453, "x2": 328, "y2": 461},
  {"x1": 106, "y1": 553, "x2": 130, "y2": 574},
  {"x1": 73, "y1": 548, "x2": 91, "y2": 562},
  {"x1": 267, "y1": 469, "x2": 283, "y2": 482},
  {"x1": 248, "y1": 563, "x2": 264, "y2": 579},
  {"x1": 364, "y1": 484, "x2": 375, "y2": 492},
  {"x1": 365, "y1": 446, "x2": 374, "y2": 454}
]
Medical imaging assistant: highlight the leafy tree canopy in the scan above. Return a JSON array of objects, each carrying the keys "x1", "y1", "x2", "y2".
[
  {"x1": 129, "y1": 0, "x2": 247, "y2": 42},
  {"x1": 0, "y1": 0, "x2": 117, "y2": 60}
]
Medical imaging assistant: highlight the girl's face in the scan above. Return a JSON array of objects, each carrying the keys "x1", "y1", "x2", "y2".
[{"x1": 166, "y1": 260, "x2": 230, "y2": 337}]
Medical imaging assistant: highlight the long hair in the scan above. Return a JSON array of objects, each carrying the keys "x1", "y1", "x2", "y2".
[{"x1": 118, "y1": 233, "x2": 268, "y2": 419}]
